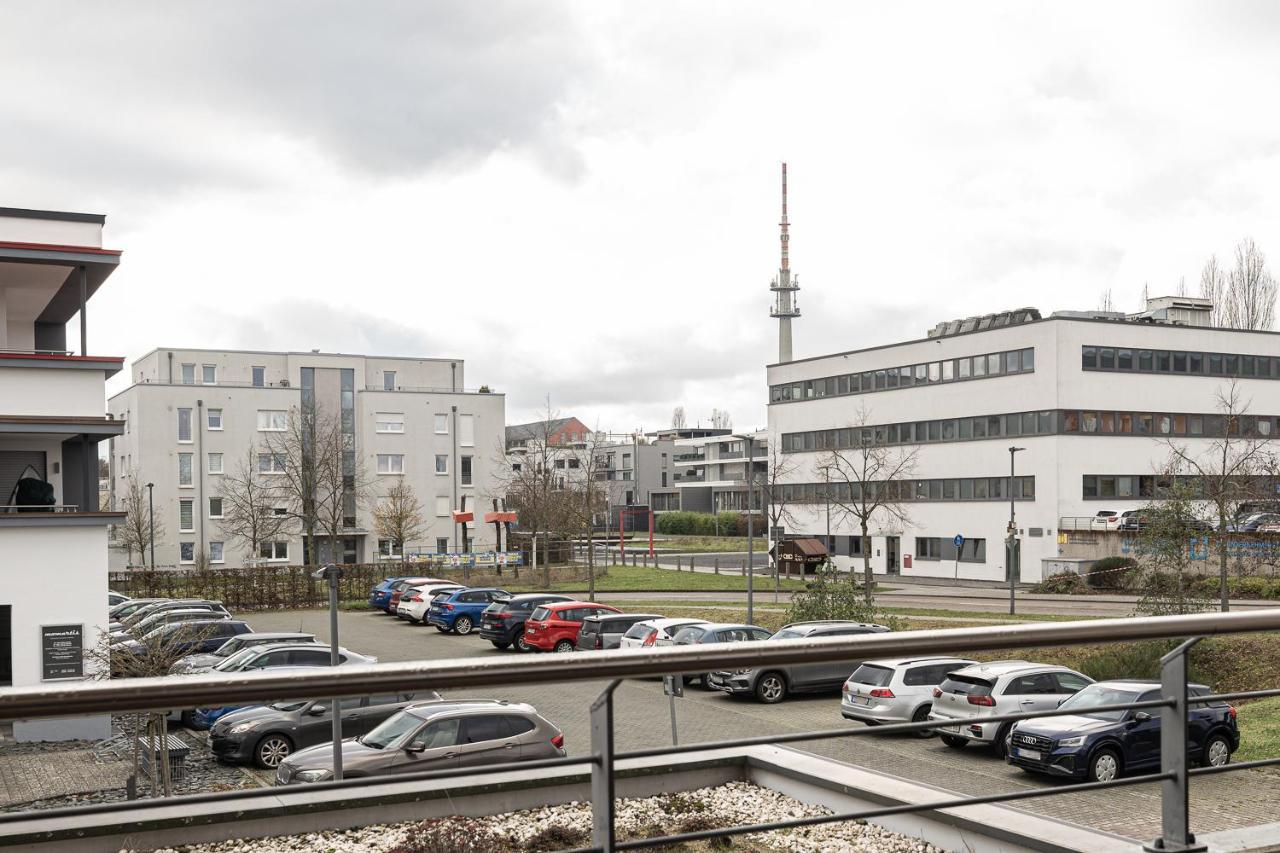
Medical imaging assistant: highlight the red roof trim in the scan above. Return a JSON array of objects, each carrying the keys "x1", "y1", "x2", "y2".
[
  {"x1": 0, "y1": 240, "x2": 122, "y2": 256},
  {"x1": 0, "y1": 352, "x2": 124, "y2": 364}
]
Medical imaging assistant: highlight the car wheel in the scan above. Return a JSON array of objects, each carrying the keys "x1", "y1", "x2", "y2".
[
  {"x1": 992, "y1": 724, "x2": 1012, "y2": 758},
  {"x1": 941, "y1": 734, "x2": 968, "y2": 749},
  {"x1": 1204, "y1": 733, "x2": 1232, "y2": 768},
  {"x1": 554, "y1": 639, "x2": 575, "y2": 653},
  {"x1": 254, "y1": 734, "x2": 293, "y2": 769},
  {"x1": 490, "y1": 640, "x2": 510, "y2": 650},
  {"x1": 754, "y1": 672, "x2": 787, "y2": 704},
  {"x1": 515, "y1": 634, "x2": 532, "y2": 653},
  {"x1": 454, "y1": 616, "x2": 474, "y2": 635},
  {"x1": 180, "y1": 710, "x2": 198, "y2": 728},
  {"x1": 1088, "y1": 748, "x2": 1121, "y2": 783},
  {"x1": 435, "y1": 625, "x2": 449, "y2": 633},
  {"x1": 912, "y1": 705, "x2": 934, "y2": 738}
]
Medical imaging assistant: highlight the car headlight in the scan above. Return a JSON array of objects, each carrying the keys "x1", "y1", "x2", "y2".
[
  {"x1": 228, "y1": 722, "x2": 257, "y2": 735},
  {"x1": 1056, "y1": 736, "x2": 1086, "y2": 748},
  {"x1": 733, "y1": 669, "x2": 753, "y2": 675},
  {"x1": 295, "y1": 769, "x2": 334, "y2": 783}
]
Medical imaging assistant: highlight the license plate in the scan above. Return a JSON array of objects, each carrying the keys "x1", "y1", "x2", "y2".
[
  {"x1": 1015, "y1": 747, "x2": 1042, "y2": 761},
  {"x1": 941, "y1": 725, "x2": 960, "y2": 734}
]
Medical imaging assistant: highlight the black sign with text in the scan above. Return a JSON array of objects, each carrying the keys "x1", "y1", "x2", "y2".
[{"x1": 41, "y1": 624, "x2": 83, "y2": 680}]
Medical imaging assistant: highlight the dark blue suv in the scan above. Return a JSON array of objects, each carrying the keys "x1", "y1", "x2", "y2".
[
  {"x1": 426, "y1": 587, "x2": 510, "y2": 635},
  {"x1": 1007, "y1": 679, "x2": 1238, "y2": 782}
]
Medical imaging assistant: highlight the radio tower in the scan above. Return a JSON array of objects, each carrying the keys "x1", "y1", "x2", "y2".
[{"x1": 770, "y1": 162, "x2": 800, "y2": 362}]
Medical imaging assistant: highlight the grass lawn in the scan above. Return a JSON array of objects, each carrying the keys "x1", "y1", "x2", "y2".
[
  {"x1": 1235, "y1": 695, "x2": 1280, "y2": 762},
  {"x1": 648, "y1": 535, "x2": 768, "y2": 553},
  {"x1": 505, "y1": 564, "x2": 809, "y2": 594}
]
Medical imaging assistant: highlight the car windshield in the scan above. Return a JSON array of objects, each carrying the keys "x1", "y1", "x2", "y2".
[
  {"x1": 214, "y1": 648, "x2": 261, "y2": 672},
  {"x1": 939, "y1": 674, "x2": 993, "y2": 696},
  {"x1": 850, "y1": 664, "x2": 893, "y2": 686},
  {"x1": 270, "y1": 700, "x2": 309, "y2": 712},
  {"x1": 215, "y1": 638, "x2": 246, "y2": 657},
  {"x1": 1057, "y1": 684, "x2": 1142, "y2": 721},
  {"x1": 771, "y1": 628, "x2": 807, "y2": 641},
  {"x1": 360, "y1": 711, "x2": 423, "y2": 749}
]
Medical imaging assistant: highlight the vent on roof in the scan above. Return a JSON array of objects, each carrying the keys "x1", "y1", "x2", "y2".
[{"x1": 927, "y1": 308, "x2": 1041, "y2": 339}]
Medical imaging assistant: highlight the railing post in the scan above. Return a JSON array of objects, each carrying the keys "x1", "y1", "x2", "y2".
[
  {"x1": 1146, "y1": 637, "x2": 1205, "y2": 853},
  {"x1": 591, "y1": 680, "x2": 620, "y2": 853}
]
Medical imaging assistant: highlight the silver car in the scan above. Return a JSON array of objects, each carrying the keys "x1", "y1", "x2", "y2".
[
  {"x1": 927, "y1": 660, "x2": 1093, "y2": 755},
  {"x1": 275, "y1": 699, "x2": 565, "y2": 784},
  {"x1": 618, "y1": 617, "x2": 710, "y2": 649},
  {"x1": 169, "y1": 631, "x2": 319, "y2": 675},
  {"x1": 841, "y1": 656, "x2": 977, "y2": 733}
]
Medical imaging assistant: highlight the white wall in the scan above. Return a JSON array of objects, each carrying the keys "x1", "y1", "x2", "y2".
[{"x1": 0, "y1": 367, "x2": 108, "y2": 418}]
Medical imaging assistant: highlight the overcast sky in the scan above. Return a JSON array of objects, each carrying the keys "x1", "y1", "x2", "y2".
[{"x1": 7, "y1": 2, "x2": 1280, "y2": 433}]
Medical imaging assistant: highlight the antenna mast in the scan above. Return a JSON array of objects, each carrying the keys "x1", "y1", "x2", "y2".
[{"x1": 770, "y1": 162, "x2": 800, "y2": 362}]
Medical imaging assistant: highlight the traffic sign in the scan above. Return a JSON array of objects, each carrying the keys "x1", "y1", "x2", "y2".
[{"x1": 953, "y1": 534, "x2": 965, "y2": 548}]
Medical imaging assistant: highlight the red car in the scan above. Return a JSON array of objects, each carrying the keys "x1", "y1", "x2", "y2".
[{"x1": 523, "y1": 601, "x2": 621, "y2": 652}]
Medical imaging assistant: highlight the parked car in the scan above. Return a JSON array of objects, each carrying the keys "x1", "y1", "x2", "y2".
[
  {"x1": 192, "y1": 665, "x2": 331, "y2": 729},
  {"x1": 108, "y1": 590, "x2": 131, "y2": 607},
  {"x1": 707, "y1": 621, "x2": 892, "y2": 704},
  {"x1": 1115, "y1": 510, "x2": 1148, "y2": 531},
  {"x1": 619, "y1": 617, "x2": 712, "y2": 650},
  {"x1": 1007, "y1": 680, "x2": 1237, "y2": 781},
  {"x1": 170, "y1": 631, "x2": 319, "y2": 675},
  {"x1": 576, "y1": 613, "x2": 663, "y2": 651},
  {"x1": 369, "y1": 576, "x2": 410, "y2": 612},
  {"x1": 109, "y1": 599, "x2": 229, "y2": 633},
  {"x1": 275, "y1": 699, "x2": 565, "y2": 784},
  {"x1": 427, "y1": 588, "x2": 511, "y2": 635},
  {"x1": 480, "y1": 594, "x2": 574, "y2": 651},
  {"x1": 927, "y1": 660, "x2": 1094, "y2": 755},
  {"x1": 109, "y1": 597, "x2": 168, "y2": 622},
  {"x1": 397, "y1": 583, "x2": 465, "y2": 624},
  {"x1": 1093, "y1": 510, "x2": 1120, "y2": 530},
  {"x1": 388, "y1": 577, "x2": 449, "y2": 617},
  {"x1": 1230, "y1": 512, "x2": 1280, "y2": 533},
  {"x1": 523, "y1": 601, "x2": 622, "y2": 652},
  {"x1": 112, "y1": 619, "x2": 253, "y2": 677},
  {"x1": 841, "y1": 656, "x2": 978, "y2": 733},
  {"x1": 109, "y1": 608, "x2": 232, "y2": 645},
  {"x1": 669, "y1": 622, "x2": 773, "y2": 686},
  {"x1": 210, "y1": 691, "x2": 437, "y2": 768}
]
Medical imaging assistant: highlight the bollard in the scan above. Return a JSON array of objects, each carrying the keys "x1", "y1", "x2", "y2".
[
  {"x1": 714, "y1": 557, "x2": 719, "y2": 575},
  {"x1": 741, "y1": 561, "x2": 746, "y2": 577}
]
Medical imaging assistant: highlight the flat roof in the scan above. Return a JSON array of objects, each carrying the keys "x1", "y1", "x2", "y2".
[
  {"x1": 0, "y1": 207, "x2": 106, "y2": 225},
  {"x1": 133, "y1": 346, "x2": 462, "y2": 364}
]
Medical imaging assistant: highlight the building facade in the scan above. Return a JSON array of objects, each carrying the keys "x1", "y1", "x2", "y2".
[
  {"x1": 767, "y1": 302, "x2": 1280, "y2": 583},
  {"x1": 109, "y1": 349, "x2": 504, "y2": 568},
  {"x1": 0, "y1": 206, "x2": 123, "y2": 740},
  {"x1": 650, "y1": 430, "x2": 767, "y2": 515}
]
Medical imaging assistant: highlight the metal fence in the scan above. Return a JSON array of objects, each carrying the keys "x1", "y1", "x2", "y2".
[{"x1": 3, "y1": 610, "x2": 1280, "y2": 851}]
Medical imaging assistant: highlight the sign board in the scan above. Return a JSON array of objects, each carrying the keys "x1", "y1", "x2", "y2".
[
  {"x1": 41, "y1": 624, "x2": 84, "y2": 680},
  {"x1": 662, "y1": 674, "x2": 684, "y2": 698},
  {"x1": 953, "y1": 534, "x2": 965, "y2": 548}
]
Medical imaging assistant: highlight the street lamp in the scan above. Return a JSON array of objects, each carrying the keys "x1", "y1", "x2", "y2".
[
  {"x1": 312, "y1": 563, "x2": 344, "y2": 779},
  {"x1": 1007, "y1": 447, "x2": 1026, "y2": 615},
  {"x1": 145, "y1": 482, "x2": 155, "y2": 568},
  {"x1": 733, "y1": 434, "x2": 757, "y2": 625}
]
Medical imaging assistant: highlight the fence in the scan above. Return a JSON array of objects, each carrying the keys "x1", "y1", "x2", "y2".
[{"x1": 3, "y1": 610, "x2": 1279, "y2": 851}]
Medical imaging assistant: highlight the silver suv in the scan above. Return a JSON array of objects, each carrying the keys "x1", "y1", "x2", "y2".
[
  {"x1": 927, "y1": 660, "x2": 1093, "y2": 754},
  {"x1": 841, "y1": 656, "x2": 977, "y2": 732}
]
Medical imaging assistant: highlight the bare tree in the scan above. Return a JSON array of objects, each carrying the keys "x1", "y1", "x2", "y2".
[
  {"x1": 1200, "y1": 254, "x2": 1226, "y2": 327},
  {"x1": 216, "y1": 447, "x2": 289, "y2": 565},
  {"x1": 113, "y1": 472, "x2": 163, "y2": 567},
  {"x1": 1098, "y1": 288, "x2": 1115, "y2": 312},
  {"x1": 565, "y1": 427, "x2": 611, "y2": 601},
  {"x1": 818, "y1": 408, "x2": 920, "y2": 603},
  {"x1": 1161, "y1": 381, "x2": 1276, "y2": 611},
  {"x1": 671, "y1": 406, "x2": 687, "y2": 429},
  {"x1": 373, "y1": 478, "x2": 427, "y2": 571},
  {"x1": 1223, "y1": 237, "x2": 1277, "y2": 331},
  {"x1": 1176, "y1": 275, "x2": 1189, "y2": 297},
  {"x1": 710, "y1": 408, "x2": 732, "y2": 430},
  {"x1": 759, "y1": 439, "x2": 800, "y2": 601}
]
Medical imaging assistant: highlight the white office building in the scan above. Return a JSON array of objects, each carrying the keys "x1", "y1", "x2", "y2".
[
  {"x1": 109, "y1": 349, "x2": 504, "y2": 568},
  {"x1": 767, "y1": 299, "x2": 1280, "y2": 583}
]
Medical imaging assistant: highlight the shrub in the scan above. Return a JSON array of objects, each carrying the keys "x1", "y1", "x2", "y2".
[
  {"x1": 1085, "y1": 556, "x2": 1138, "y2": 590},
  {"x1": 1031, "y1": 572, "x2": 1091, "y2": 595},
  {"x1": 786, "y1": 564, "x2": 901, "y2": 629},
  {"x1": 1077, "y1": 640, "x2": 1183, "y2": 683},
  {"x1": 391, "y1": 818, "x2": 507, "y2": 853},
  {"x1": 655, "y1": 511, "x2": 752, "y2": 537},
  {"x1": 523, "y1": 824, "x2": 590, "y2": 851}
]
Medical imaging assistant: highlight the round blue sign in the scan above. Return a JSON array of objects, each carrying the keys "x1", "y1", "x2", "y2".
[{"x1": 953, "y1": 534, "x2": 965, "y2": 548}]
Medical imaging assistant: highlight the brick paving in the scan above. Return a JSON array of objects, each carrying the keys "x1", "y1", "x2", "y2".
[
  {"x1": 239, "y1": 609, "x2": 1280, "y2": 840},
  {"x1": 0, "y1": 748, "x2": 129, "y2": 806}
]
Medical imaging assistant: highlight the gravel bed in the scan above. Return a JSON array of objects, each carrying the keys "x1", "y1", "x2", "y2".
[{"x1": 131, "y1": 781, "x2": 948, "y2": 852}]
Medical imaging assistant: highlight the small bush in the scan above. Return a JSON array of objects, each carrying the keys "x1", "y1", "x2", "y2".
[
  {"x1": 786, "y1": 564, "x2": 901, "y2": 629},
  {"x1": 1085, "y1": 556, "x2": 1138, "y2": 590},
  {"x1": 391, "y1": 818, "x2": 507, "y2": 853},
  {"x1": 1031, "y1": 572, "x2": 1091, "y2": 595},
  {"x1": 655, "y1": 511, "x2": 751, "y2": 537},
  {"x1": 1077, "y1": 640, "x2": 1183, "y2": 683},
  {"x1": 523, "y1": 824, "x2": 590, "y2": 851}
]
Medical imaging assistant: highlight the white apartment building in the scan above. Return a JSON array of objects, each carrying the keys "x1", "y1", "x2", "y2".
[
  {"x1": 0, "y1": 206, "x2": 123, "y2": 740},
  {"x1": 651, "y1": 430, "x2": 767, "y2": 514},
  {"x1": 109, "y1": 349, "x2": 504, "y2": 568},
  {"x1": 767, "y1": 299, "x2": 1280, "y2": 583}
]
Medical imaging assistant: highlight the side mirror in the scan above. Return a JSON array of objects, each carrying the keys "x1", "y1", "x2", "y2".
[
  {"x1": 308, "y1": 705, "x2": 327, "y2": 716},
  {"x1": 1133, "y1": 711, "x2": 1152, "y2": 723},
  {"x1": 404, "y1": 742, "x2": 426, "y2": 754}
]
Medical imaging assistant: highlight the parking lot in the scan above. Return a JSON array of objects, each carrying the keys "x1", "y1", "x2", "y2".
[{"x1": 242, "y1": 607, "x2": 1280, "y2": 842}]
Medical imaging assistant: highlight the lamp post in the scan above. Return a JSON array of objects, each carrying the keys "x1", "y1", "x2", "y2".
[
  {"x1": 1007, "y1": 447, "x2": 1026, "y2": 616},
  {"x1": 734, "y1": 434, "x2": 757, "y2": 625},
  {"x1": 312, "y1": 563, "x2": 344, "y2": 780},
  {"x1": 145, "y1": 482, "x2": 155, "y2": 568}
]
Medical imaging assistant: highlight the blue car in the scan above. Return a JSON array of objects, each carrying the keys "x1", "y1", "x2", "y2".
[
  {"x1": 369, "y1": 576, "x2": 409, "y2": 612},
  {"x1": 427, "y1": 587, "x2": 510, "y2": 635},
  {"x1": 191, "y1": 704, "x2": 245, "y2": 730},
  {"x1": 1007, "y1": 679, "x2": 1238, "y2": 782}
]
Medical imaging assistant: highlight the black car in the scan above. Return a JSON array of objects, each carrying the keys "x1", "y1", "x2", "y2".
[
  {"x1": 111, "y1": 619, "x2": 253, "y2": 675},
  {"x1": 1007, "y1": 679, "x2": 1239, "y2": 782},
  {"x1": 479, "y1": 593, "x2": 573, "y2": 651},
  {"x1": 109, "y1": 599, "x2": 229, "y2": 633},
  {"x1": 209, "y1": 691, "x2": 434, "y2": 768}
]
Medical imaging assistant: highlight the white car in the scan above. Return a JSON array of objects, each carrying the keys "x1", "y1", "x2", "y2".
[
  {"x1": 841, "y1": 656, "x2": 977, "y2": 732},
  {"x1": 619, "y1": 617, "x2": 711, "y2": 649},
  {"x1": 397, "y1": 583, "x2": 465, "y2": 623}
]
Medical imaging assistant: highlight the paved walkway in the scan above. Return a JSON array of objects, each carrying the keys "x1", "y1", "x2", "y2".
[{"x1": 0, "y1": 748, "x2": 129, "y2": 807}]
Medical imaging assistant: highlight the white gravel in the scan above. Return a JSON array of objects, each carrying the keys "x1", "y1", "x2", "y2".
[{"x1": 129, "y1": 781, "x2": 948, "y2": 852}]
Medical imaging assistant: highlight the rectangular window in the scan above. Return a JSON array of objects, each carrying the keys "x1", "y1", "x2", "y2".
[
  {"x1": 375, "y1": 413, "x2": 405, "y2": 433},
  {"x1": 202, "y1": 364, "x2": 217, "y2": 384},
  {"x1": 435, "y1": 454, "x2": 448, "y2": 475},
  {"x1": 178, "y1": 452, "x2": 193, "y2": 486},
  {"x1": 1099, "y1": 348, "x2": 1115, "y2": 369},
  {"x1": 1021, "y1": 348, "x2": 1034, "y2": 371},
  {"x1": 208, "y1": 452, "x2": 223, "y2": 474},
  {"x1": 258, "y1": 453, "x2": 286, "y2": 474},
  {"x1": 1173, "y1": 352, "x2": 1187, "y2": 372},
  {"x1": 207, "y1": 408, "x2": 223, "y2": 430},
  {"x1": 177, "y1": 408, "x2": 192, "y2": 442},
  {"x1": 461, "y1": 455, "x2": 473, "y2": 486},
  {"x1": 1005, "y1": 351, "x2": 1021, "y2": 373},
  {"x1": 209, "y1": 541, "x2": 224, "y2": 563},
  {"x1": 958, "y1": 539, "x2": 986, "y2": 563},
  {"x1": 209, "y1": 497, "x2": 223, "y2": 518},
  {"x1": 259, "y1": 541, "x2": 288, "y2": 561},
  {"x1": 434, "y1": 413, "x2": 449, "y2": 434},
  {"x1": 459, "y1": 414, "x2": 475, "y2": 447},
  {"x1": 257, "y1": 410, "x2": 287, "y2": 431},
  {"x1": 181, "y1": 363, "x2": 195, "y2": 385},
  {"x1": 957, "y1": 358, "x2": 971, "y2": 379},
  {"x1": 916, "y1": 537, "x2": 942, "y2": 560},
  {"x1": 1138, "y1": 350, "x2": 1153, "y2": 371},
  {"x1": 1083, "y1": 475, "x2": 1098, "y2": 498},
  {"x1": 377, "y1": 454, "x2": 405, "y2": 474},
  {"x1": 179, "y1": 499, "x2": 193, "y2": 532},
  {"x1": 1157, "y1": 351, "x2": 1172, "y2": 372},
  {"x1": 252, "y1": 366, "x2": 265, "y2": 387},
  {"x1": 942, "y1": 360, "x2": 955, "y2": 380},
  {"x1": 987, "y1": 353, "x2": 1001, "y2": 374},
  {"x1": 1117, "y1": 349, "x2": 1133, "y2": 370},
  {"x1": 972, "y1": 355, "x2": 987, "y2": 377},
  {"x1": 435, "y1": 496, "x2": 451, "y2": 517},
  {"x1": 1082, "y1": 347, "x2": 1097, "y2": 369},
  {"x1": 1188, "y1": 352, "x2": 1203, "y2": 374},
  {"x1": 436, "y1": 537, "x2": 450, "y2": 554},
  {"x1": 383, "y1": 370, "x2": 396, "y2": 391},
  {"x1": 180, "y1": 542, "x2": 195, "y2": 563}
]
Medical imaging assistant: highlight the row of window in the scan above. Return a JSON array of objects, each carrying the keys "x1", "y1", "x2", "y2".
[
  {"x1": 781, "y1": 408, "x2": 1278, "y2": 453},
  {"x1": 1083, "y1": 345, "x2": 1280, "y2": 380},
  {"x1": 1081, "y1": 473, "x2": 1278, "y2": 500},
  {"x1": 769, "y1": 347, "x2": 1035, "y2": 404},
  {"x1": 915, "y1": 536, "x2": 987, "y2": 562},
  {"x1": 777, "y1": 476, "x2": 1035, "y2": 504},
  {"x1": 175, "y1": 451, "x2": 474, "y2": 485},
  {"x1": 178, "y1": 363, "x2": 267, "y2": 387},
  {"x1": 175, "y1": 409, "x2": 473, "y2": 440}
]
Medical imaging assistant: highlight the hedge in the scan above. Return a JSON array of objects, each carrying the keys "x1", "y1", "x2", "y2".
[{"x1": 655, "y1": 512, "x2": 763, "y2": 537}]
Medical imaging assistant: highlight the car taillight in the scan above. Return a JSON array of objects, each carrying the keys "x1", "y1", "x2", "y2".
[
  {"x1": 444, "y1": 604, "x2": 454, "y2": 611},
  {"x1": 594, "y1": 633, "x2": 603, "y2": 649},
  {"x1": 967, "y1": 695, "x2": 995, "y2": 707},
  {"x1": 932, "y1": 688, "x2": 942, "y2": 698},
  {"x1": 642, "y1": 629, "x2": 658, "y2": 647},
  {"x1": 869, "y1": 688, "x2": 895, "y2": 699},
  {"x1": 551, "y1": 732, "x2": 564, "y2": 749},
  {"x1": 409, "y1": 594, "x2": 421, "y2": 602},
  {"x1": 1228, "y1": 705, "x2": 1238, "y2": 720}
]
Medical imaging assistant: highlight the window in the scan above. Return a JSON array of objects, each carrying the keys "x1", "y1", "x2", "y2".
[
  {"x1": 383, "y1": 370, "x2": 396, "y2": 391},
  {"x1": 209, "y1": 497, "x2": 223, "y2": 518},
  {"x1": 209, "y1": 541, "x2": 224, "y2": 564},
  {"x1": 252, "y1": 366, "x2": 265, "y2": 387},
  {"x1": 377, "y1": 454, "x2": 405, "y2": 475},
  {"x1": 207, "y1": 408, "x2": 223, "y2": 430},
  {"x1": 180, "y1": 542, "x2": 195, "y2": 563},
  {"x1": 378, "y1": 539, "x2": 402, "y2": 558},
  {"x1": 181, "y1": 363, "x2": 195, "y2": 385},
  {"x1": 259, "y1": 541, "x2": 289, "y2": 561},
  {"x1": 208, "y1": 452, "x2": 223, "y2": 474},
  {"x1": 435, "y1": 496, "x2": 451, "y2": 517},
  {"x1": 202, "y1": 364, "x2": 217, "y2": 384},
  {"x1": 436, "y1": 537, "x2": 450, "y2": 554},
  {"x1": 958, "y1": 538, "x2": 986, "y2": 563},
  {"x1": 461, "y1": 456, "x2": 473, "y2": 486},
  {"x1": 179, "y1": 499, "x2": 194, "y2": 532},
  {"x1": 916, "y1": 537, "x2": 943, "y2": 560},
  {"x1": 435, "y1": 454, "x2": 448, "y2": 475},
  {"x1": 257, "y1": 410, "x2": 287, "y2": 431},
  {"x1": 375, "y1": 413, "x2": 404, "y2": 433},
  {"x1": 177, "y1": 408, "x2": 192, "y2": 442},
  {"x1": 178, "y1": 452, "x2": 193, "y2": 486},
  {"x1": 459, "y1": 414, "x2": 475, "y2": 447},
  {"x1": 258, "y1": 453, "x2": 287, "y2": 474},
  {"x1": 434, "y1": 413, "x2": 449, "y2": 434}
]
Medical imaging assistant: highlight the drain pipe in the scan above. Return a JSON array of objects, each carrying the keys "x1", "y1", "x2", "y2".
[
  {"x1": 197, "y1": 399, "x2": 205, "y2": 560},
  {"x1": 450, "y1": 361, "x2": 457, "y2": 392},
  {"x1": 167, "y1": 352, "x2": 173, "y2": 384}
]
